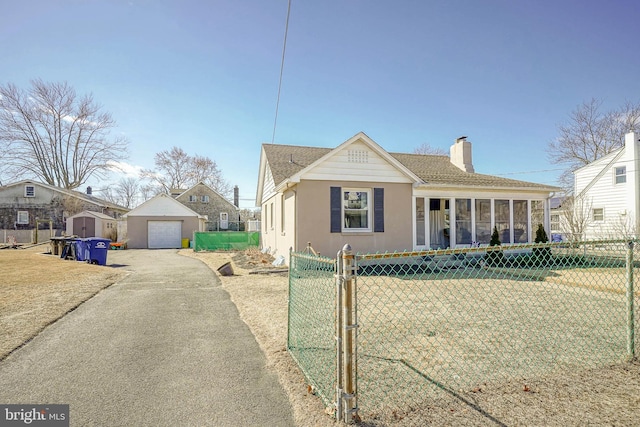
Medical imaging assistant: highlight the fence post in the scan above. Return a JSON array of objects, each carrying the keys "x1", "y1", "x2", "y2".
[
  {"x1": 335, "y1": 248, "x2": 344, "y2": 421},
  {"x1": 626, "y1": 240, "x2": 635, "y2": 361},
  {"x1": 336, "y1": 244, "x2": 358, "y2": 423}
]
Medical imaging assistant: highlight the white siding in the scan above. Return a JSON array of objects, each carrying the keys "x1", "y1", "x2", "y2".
[
  {"x1": 575, "y1": 156, "x2": 633, "y2": 239},
  {"x1": 127, "y1": 195, "x2": 198, "y2": 217},
  {"x1": 261, "y1": 161, "x2": 277, "y2": 201},
  {"x1": 301, "y1": 141, "x2": 413, "y2": 183}
]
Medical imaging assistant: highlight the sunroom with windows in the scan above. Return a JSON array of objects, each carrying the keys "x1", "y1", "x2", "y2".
[{"x1": 413, "y1": 195, "x2": 547, "y2": 250}]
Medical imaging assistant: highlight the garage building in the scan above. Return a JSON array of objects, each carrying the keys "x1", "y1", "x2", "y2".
[{"x1": 122, "y1": 194, "x2": 206, "y2": 249}]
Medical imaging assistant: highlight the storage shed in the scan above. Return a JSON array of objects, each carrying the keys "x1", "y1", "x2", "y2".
[
  {"x1": 65, "y1": 210, "x2": 118, "y2": 239},
  {"x1": 123, "y1": 193, "x2": 207, "y2": 249}
]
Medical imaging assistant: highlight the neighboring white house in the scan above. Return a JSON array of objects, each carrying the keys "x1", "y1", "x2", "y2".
[{"x1": 573, "y1": 131, "x2": 640, "y2": 240}]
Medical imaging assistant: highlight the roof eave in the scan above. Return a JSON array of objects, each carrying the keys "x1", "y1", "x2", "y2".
[{"x1": 414, "y1": 182, "x2": 560, "y2": 193}]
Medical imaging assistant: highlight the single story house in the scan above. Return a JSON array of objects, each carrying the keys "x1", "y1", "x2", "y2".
[
  {"x1": 256, "y1": 132, "x2": 561, "y2": 260},
  {"x1": 122, "y1": 193, "x2": 207, "y2": 249},
  {"x1": 573, "y1": 131, "x2": 639, "y2": 240}
]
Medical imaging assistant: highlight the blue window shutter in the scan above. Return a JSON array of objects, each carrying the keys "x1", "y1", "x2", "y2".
[
  {"x1": 374, "y1": 188, "x2": 384, "y2": 232},
  {"x1": 330, "y1": 187, "x2": 341, "y2": 233}
]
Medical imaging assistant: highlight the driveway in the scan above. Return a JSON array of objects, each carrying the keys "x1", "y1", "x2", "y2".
[{"x1": 0, "y1": 249, "x2": 294, "y2": 426}]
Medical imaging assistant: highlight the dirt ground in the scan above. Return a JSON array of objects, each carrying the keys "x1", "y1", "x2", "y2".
[
  {"x1": 189, "y1": 250, "x2": 640, "y2": 427},
  {"x1": 2, "y1": 245, "x2": 639, "y2": 426}
]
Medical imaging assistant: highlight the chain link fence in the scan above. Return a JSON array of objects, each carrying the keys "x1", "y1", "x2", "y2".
[
  {"x1": 287, "y1": 251, "x2": 337, "y2": 408},
  {"x1": 288, "y1": 240, "x2": 639, "y2": 424}
]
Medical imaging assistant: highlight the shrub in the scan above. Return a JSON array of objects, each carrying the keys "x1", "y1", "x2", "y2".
[
  {"x1": 485, "y1": 226, "x2": 505, "y2": 266},
  {"x1": 532, "y1": 223, "x2": 552, "y2": 264}
]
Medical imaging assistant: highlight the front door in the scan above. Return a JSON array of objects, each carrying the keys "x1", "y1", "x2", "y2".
[
  {"x1": 415, "y1": 198, "x2": 449, "y2": 249},
  {"x1": 220, "y1": 212, "x2": 229, "y2": 230}
]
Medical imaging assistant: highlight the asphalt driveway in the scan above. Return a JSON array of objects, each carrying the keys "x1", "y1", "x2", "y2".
[{"x1": 0, "y1": 249, "x2": 294, "y2": 426}]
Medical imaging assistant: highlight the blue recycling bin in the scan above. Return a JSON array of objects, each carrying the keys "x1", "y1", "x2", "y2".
[
  {"x1": 82, "y1": 238, "x2": 111, "y2": 265},
  {"x1": 74, "y1": 239, "x2": 91, "y2": 262},
  {"x1": 61, "y1": 238, "x2": 86, "y2": 261}
]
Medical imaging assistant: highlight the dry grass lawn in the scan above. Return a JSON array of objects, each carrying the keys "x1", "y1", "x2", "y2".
[
  {"x1": 0, "y1": 244, "x2": 126, "y2": 359},
  {"x1": 2, "y1": 245, "x2": 639, "y2": 427}
]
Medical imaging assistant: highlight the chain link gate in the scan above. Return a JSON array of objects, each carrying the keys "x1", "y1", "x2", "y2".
[{"x1": 288, "y1": 240, "x2": 638, "y2": 424}]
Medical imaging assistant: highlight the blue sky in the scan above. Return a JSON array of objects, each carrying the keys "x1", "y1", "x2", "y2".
[{"x1": 2, "y1": 0, "x2": 639, "y2": 208}]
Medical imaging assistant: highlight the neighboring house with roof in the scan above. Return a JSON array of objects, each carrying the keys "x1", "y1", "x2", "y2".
[
  {"x1": 172, "y1": 182, "x2": 240, "y2": 230},
  {"x1": 0, "y1": 180, "x2": 128, "y2": 233},
  {"x1": 256, "y1": 132, "x2": 560, "y2": 260},
  {"x1": 572, "y1": 131, "x2": 639, "y2": 240},
  {"x1": 122, "y1": 193, "x2": 206, "y2": 249}
]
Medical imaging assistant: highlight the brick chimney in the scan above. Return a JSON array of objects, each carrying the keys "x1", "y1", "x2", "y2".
[
  {"x1": 233, "y1": 185, "x2": 239, "y2": 207},
  {"x1": 450, "y1": 136, "x2": 474, "y2": 173}
]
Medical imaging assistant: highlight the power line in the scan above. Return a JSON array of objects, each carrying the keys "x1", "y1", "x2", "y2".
[
  {"x1": 271, "y1": 0, "x2": 292, "y2": 144},
  {"x1": 494, "y1": 167, "x2": 566, "y2": 176}
]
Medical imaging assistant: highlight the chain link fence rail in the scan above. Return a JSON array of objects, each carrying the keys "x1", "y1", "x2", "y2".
[{"x1": 287, "y1": 240, "x2": 639, "y2": 423}]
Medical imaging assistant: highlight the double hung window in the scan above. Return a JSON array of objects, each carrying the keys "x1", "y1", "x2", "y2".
[
  {"x1": 343, "y1": 189, "x2": 370, "y2": 231},
  {"x1": 17, "y1": 211, "x2": 29, "y2": 224}
]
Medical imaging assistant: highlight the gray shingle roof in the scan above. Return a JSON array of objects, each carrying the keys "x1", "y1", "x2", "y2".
[
  {"x1": 390, "y1": 152, "x2": 557, "y2": 189},
  {"x1": 262, "y1": 143, "x2": 558, "y2": 190}
]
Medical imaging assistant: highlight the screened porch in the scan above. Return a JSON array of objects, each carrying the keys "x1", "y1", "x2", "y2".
[{"x1": 414, "y1": 197, "x2": 547, "y2": 249}]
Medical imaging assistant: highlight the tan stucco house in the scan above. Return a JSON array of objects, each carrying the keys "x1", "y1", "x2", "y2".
[
  {"x1": 122, "y1": 193, "x2": 206, "y2": 249},
  {"x1": 256, "y1": 132, "x2": 560, "y2": 260}
]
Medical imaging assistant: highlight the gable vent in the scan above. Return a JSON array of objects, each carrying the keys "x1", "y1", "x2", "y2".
[{"x1": 348, "y1": 150, "x2": 369, "y2": 163}]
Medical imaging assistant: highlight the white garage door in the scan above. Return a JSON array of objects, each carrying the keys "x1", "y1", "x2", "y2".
[{"x1": 148, "y1": 221, "x2": 182, "y2": 249}]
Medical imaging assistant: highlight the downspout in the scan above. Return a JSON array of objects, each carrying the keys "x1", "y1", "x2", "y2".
[
  {"x1": 292, "y1": 187, "x2": 297, "y2": 253},
  {"x1": 545, "y1": 192, "x2": 556, "y2": 238}
]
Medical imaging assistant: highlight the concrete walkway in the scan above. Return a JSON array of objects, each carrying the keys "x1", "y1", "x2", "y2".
[{"x1": 0, "y1": 250, "x2": 294, "y2": 426}]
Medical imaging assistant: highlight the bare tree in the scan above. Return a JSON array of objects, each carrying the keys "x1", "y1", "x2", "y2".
[
  {"x1": 141, "y1": 147, "x2": 191, "y2": 193},
  {"x1": 141, "y1": 146, "x2": 231, "y2": 196},
  {"x1": 548, "y1": 98, "x2": 640, "y2": 190},
  {"x1": 99, "y1": 177, "x2": 141, "y2": 209},
  {"x1": 116, "y1": 177, "x2": 141, "y2": 209},
  {"x1": 413, "y1": 142, "x2": 447, "y2": 155},
  {"x1": 558, "y1": 194, "x2": 593, "y2": 243},
  {"x1": 603, "y1": 212, "x2": 637, "y2": 240},
  {"x1": 139, "y1": 183, "x2": 162, "y2": 202},
  {"x1": 0, "y1": 80, "x2": 128, "y2": 189},
  {"x1": 190, "y1": 155, "x2": 233, "y2": 196}
]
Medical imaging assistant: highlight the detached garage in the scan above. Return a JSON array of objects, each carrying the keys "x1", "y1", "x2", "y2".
[{"x1": 123, "y1": 194, "x2": 206, "y2": 249}]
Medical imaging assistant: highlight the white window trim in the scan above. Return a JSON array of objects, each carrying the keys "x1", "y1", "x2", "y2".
[
  {"x1": 270, "y1": 202, "x2": 274, "y2": 230},
  {"x1": 281, "y1": 194, "x2": 286, "y2": 235},
  {"x1": 24, "y1": 185, "x2": 35, "y2": 197},
  {"x1": 593, "y1": 207, "x2": 604, "y2": 221},
  {"x1": 614, "y1": 166, "x2": 626, "y2": 185},
  {"x1": 188, "y1": 195, "x2": 197, "y2": 202},
  {"x1": 17, "y1": 211, "x2": 29, "y2": 224},
  {"x1": 342, "y1": 188, "x2": 372, "y2": 232},
  {"x1": 201, "y1": 195, "x2": 209, "y2": 203}
]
